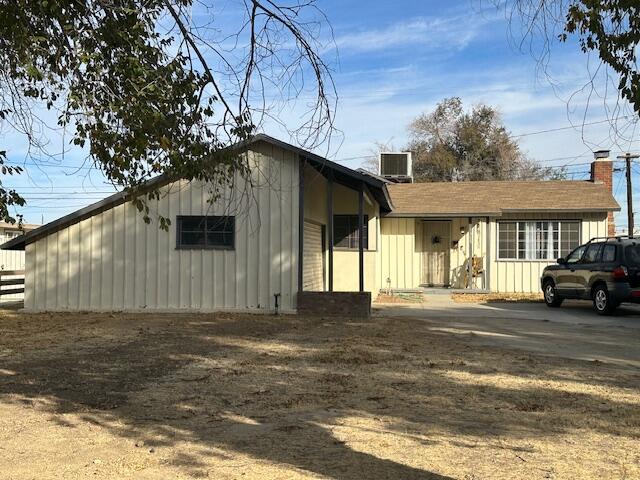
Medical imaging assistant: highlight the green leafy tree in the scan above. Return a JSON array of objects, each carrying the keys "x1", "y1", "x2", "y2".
[
  {"x1": 503, "y1": 1, "x2": 640, "y2": 114},
  {"x1": 406, "y1": 97, "x2": 560, "y2": 182},
  {"x1": 0, "y1": 0, "x2": 333, "y2": 226}
]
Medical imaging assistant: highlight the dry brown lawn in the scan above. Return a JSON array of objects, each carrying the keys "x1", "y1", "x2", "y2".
[
  {"x1": 0, "y1": 309, "x2": 639, "y2": 479},
  {"x1": 452, "y1": 293, "x2": 544, "y2": 304},
  {"x1": 375, "y1": 292, "x2": 425, "y2": 304}
]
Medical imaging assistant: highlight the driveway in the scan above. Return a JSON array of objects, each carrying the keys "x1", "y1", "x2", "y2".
[{"x1": 374, "y1": 295, "x2": 640, "y2": 368}]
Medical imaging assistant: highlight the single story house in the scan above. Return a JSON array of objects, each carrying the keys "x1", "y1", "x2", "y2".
[{"x1": 1, "y1": 136, "x2": 619, "y2": 314}]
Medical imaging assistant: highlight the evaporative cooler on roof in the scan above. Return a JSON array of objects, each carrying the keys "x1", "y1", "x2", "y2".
[{"x1": 379, "y1": 152, "x2": 413, "y2": 183}]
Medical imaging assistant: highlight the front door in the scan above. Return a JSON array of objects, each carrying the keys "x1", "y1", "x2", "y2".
[{"x1": 422, "y1": 221, "x2": 451, "y2": 286}]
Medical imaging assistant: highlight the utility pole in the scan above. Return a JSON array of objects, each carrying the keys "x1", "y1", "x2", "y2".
[{"x1": 618, "y1": 153, "x2": 640, "y2": 237}]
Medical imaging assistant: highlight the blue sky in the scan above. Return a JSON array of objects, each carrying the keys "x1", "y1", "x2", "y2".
[{"x1": 3, "y1": 0, "x2": 639, "y2": 229}]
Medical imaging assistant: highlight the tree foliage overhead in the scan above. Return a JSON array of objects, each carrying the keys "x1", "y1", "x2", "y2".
[
  {"x1": 406, "y1": 97, "x2": 560, "y2": 182},
  {"x1": 0, "y1": 0, "x2": 333, "y2": 226},
  {"x1": 564, "y1": 1, "x2": 640, "y2": 114},
  {"x1": 506, "y1": 1, "x2": 640, "y2": 114}
]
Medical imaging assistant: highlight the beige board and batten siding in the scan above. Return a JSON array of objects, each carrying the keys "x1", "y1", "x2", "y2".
[
  {"x1": 378, "y1": 218, "x2": 420, "y2": 291},
  {"x1": 489, "y1": 212, "x2": 607, "y2": 293},
  {"x1": 379, "y1": 212, "x2": 608, "y2": 294},
  {"x1": 303, "y1": 164, "x2": 380, "y2": 295},
  {"x1": 379, "y1": 217, "x2": 486, "y2": 291},
  {"x1": 25, "y1": 142, "x2": 299, "y2": 312}
]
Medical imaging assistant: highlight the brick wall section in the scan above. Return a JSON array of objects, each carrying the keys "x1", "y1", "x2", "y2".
[
  {"x1": 297, "y1": 292, "x2": 371, "y2": 317},
  {"x1": 591, "y1": 159, "x2": 615, "y2": 236}
]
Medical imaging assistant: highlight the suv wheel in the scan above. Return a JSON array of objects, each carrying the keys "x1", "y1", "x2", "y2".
[
  {"x1": 592, "y1": 285, "x2": 616, "y2": 315},
  {"x1": 543, "y1": 280, "x2": 563, "y2": 307}
]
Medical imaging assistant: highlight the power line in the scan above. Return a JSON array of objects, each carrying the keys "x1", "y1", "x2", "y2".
[{"x1": 510, "y1": 117, "x2": 634, "y2": 138}]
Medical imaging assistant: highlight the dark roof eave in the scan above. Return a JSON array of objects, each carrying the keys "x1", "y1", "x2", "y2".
[
  {"x1": 252, "y1": 134, "x2": 392, "y2": 211},
  {"x1": 501, "y1": 207, "x2": 621, "y2": 213},
  {"x1": 1, "y1": 134, "x2": 393, "y2": 251},
  {"x1": 1, "y1": 175, "x2": 169, "y2": 251},
  {"x1": 383, "y1": 211, "x2": 501, "y2": 218},
  {"x1": 383, "y1": 206, "x2": 619, "y2": 218}
]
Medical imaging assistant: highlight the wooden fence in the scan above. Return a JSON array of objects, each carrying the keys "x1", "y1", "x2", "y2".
[{"x1": 0, "y1": 270, "x2": 25, "y2": 297}]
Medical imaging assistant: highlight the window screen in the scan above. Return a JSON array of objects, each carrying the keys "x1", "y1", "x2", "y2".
[
  {"x1": 333, "y1": 215, "x2": 368, "y2": 249},
  {"x1": 498, "y1": 221, "x2": 581, "y2": 260},
  {"x1": 177, "y1": 216, "x2": 234, "y2": 249},
  {"x1": 498, "y1": 222, "x2": 517, "y2": 259}
]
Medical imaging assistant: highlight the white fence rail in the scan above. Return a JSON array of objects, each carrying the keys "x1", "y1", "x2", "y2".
[{"x1": 0, "y1": 270, "x2": 25, "y2": 297}]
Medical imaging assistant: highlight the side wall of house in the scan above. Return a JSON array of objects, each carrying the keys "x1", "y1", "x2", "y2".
[
  {"x1": 379, "y1": 212, "x2": 608, "y2": 294},
  {"x1": 24, "y1": 142, "x2": 300, "y2": 312},
  {"x1": 303, "y1": 165, "x2": 379, "y2": 295}
]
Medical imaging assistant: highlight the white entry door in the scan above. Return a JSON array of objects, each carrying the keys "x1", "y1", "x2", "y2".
[
  {"x1": 303, "y1": 221, "x2": 324, "y2": 291},
  {"x1": 422, "y1": 221, "x2": 451, "y2": 286}
]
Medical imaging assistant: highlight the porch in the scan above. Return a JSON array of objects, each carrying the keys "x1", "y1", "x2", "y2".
[
  {"x1": 379, "y1": 217, "x2": 491, "y2": 293},
  {"x1": 296, "y1": 155, "x2": 391, "y2": 316}
]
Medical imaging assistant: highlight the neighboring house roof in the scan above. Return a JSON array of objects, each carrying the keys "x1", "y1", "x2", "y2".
[
  {"x1": 386, "y1": 180, "x2": 621, "y2": 217},
  {"x1": 1, "y1": 134, "x2": 392, "y2": 251},
  {"x1": 0, "y1": 221, "x2": 39, "y2": 231}
]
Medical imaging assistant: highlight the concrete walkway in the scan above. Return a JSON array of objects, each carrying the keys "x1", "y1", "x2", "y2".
[{"x1": 374, "y1": 294, "x2": 640, "y2": 368}]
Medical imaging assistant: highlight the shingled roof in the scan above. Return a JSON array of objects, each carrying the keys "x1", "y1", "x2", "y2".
[{"x1": 386, "y1": 180, "x2": 620, "y2": 217}]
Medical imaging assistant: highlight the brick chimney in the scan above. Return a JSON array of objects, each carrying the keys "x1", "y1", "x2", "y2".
[{"x1": 591, "y1": 150, "x2": 615, "y2": 236}]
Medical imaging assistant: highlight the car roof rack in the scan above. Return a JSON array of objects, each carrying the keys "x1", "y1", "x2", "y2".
[{"x1": 587, "y1": 235, "x2": 636, "y2": 244}]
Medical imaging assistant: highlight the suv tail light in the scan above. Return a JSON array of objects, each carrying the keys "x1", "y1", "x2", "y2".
[{"x1": 613, "y1": 266, "x2": 628, "y2": 279}]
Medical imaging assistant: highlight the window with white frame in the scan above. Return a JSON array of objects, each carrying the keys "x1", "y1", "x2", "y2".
[{"x1": 498, "y1": 221, "x2": 581, "y2": 260}]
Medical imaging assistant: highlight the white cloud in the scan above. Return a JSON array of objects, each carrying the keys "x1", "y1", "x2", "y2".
[{"x1": 331, "y1": 14, "x2": 491, "y2": 54}]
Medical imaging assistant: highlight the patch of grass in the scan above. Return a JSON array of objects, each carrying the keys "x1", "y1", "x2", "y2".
[
  {"x1": 375, "y1": 293, "x2": 425, "y2": 304},
  {"x1": 452, "y1": 292, "x2": 543, "y2": 303}
]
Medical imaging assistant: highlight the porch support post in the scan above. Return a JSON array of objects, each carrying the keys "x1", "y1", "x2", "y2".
[
  {"x1": 298, "y1": 157, "x2": 305, "y2": 293},
  {"x1": 358, "y1": 181, "x2": 365, "y2": 292},
  {"x1": 485, "y1": 216, "x2": 491, "y2": 291},
  {"x1": 327, "y1": 170, "x2": 334, "y2": 292},
  {"x1": 467, "y1": 217, "x2": 473, "y2": 289}
]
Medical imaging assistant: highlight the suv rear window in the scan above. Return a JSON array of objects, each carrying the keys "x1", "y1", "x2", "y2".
[{"x1": 624, "y1": 244, "x2": 640, "y2": 266}]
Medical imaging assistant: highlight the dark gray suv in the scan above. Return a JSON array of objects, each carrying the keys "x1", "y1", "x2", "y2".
[{"x1": 541, "y1": 237, "x2": 640, "y2": 315}]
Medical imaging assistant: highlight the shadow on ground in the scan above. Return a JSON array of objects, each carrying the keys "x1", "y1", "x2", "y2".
[{"x1": 0, "y1": 310, "x2": 639, "y2": 478}]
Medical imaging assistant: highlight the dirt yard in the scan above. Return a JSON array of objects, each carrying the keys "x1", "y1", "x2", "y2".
[{"x1": 1, "y1": 310, "x2": 639, "y2": 479}]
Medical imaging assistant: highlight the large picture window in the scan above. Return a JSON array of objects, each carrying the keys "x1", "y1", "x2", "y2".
[
  {"x1": 333, "y1": 215, "x2": 369, "y2": 249},
  {"x1": 498, "y1": 221, "x2": 580, "y2": 260},
  {"x1": 176, "y1": 215, "x2": 235, "y2": 249}
]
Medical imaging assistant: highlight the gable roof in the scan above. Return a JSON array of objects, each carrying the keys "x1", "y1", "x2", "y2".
[
  {"x1": 1, "y1": 134, "x2": 392, "y2": 251},
  {"x1": 386, "y1": 180, "x2": 620, "y2": 217},
  {"x1": 251, "y1": 135, "x2": 392, "y2": 211}
]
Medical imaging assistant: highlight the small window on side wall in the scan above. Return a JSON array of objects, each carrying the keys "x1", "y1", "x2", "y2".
[
  {"x1": 177, "y1": 215, "x2": 235, "y2": 249},
  {"x1": 333, "y1": 215, "x2": 369, "y2": 249}
]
